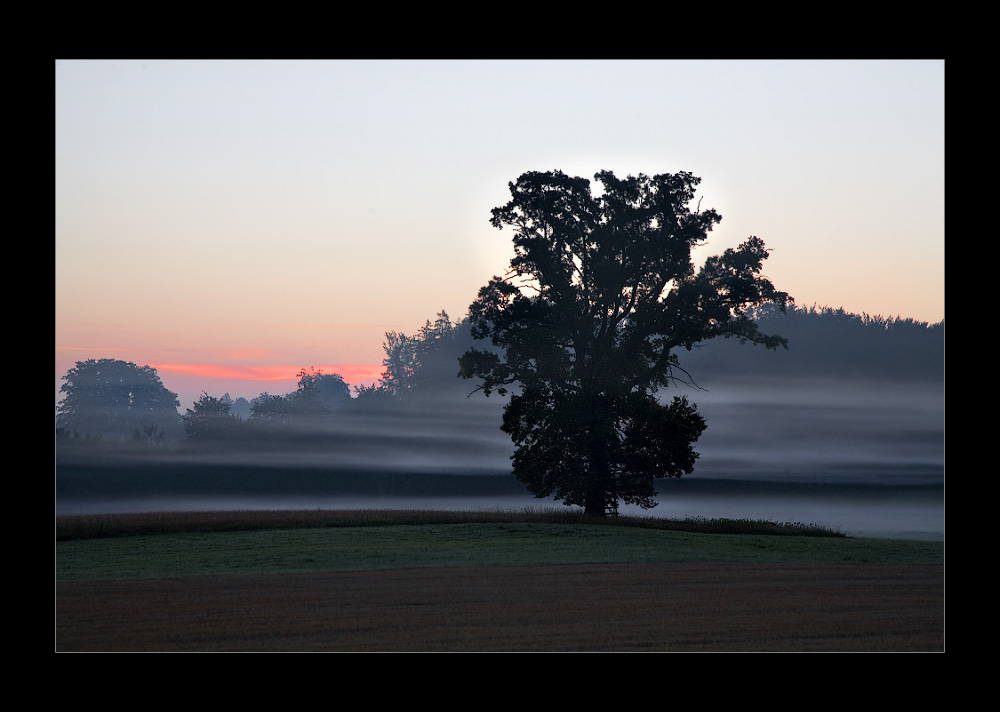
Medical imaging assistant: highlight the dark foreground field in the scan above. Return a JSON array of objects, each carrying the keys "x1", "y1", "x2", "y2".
[
  {"x1": 57, "y1": 561, "x2": 943, "y2": 652},
  {"x1": 55, "y1": 510, "x2": 944, "y2": 652}
]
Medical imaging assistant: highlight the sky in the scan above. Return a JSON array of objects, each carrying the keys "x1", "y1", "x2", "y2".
[{"x1": 55, "y1": 59, "x2": 945, "y2": 411}]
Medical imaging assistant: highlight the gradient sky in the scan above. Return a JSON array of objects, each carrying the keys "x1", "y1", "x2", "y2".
[{"x1": 55, "y1": 59, "x2": 945, "y2": 411}]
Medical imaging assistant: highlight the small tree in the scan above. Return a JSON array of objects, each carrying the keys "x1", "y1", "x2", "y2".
[
  {"x1": 245, "y1": 370, "x2": 343, "y2": 430},
  {"x1": 295, "y1": 368, "x2": 350, "y2": 412},
  {"x1": 182, "y1": 392, "x2": 243, "y2": 443},
  {"x1": 248, "y1": 392, "x2": 297, "y2": 427},
  {"x1": 460, "y1": 170, "x2": 792, "y2": 515}
]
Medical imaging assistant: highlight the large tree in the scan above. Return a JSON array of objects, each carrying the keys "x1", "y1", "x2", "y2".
[
  {"x1": 57, "y1": 358, "x2": 181, "y2": 441},
  {"x1": 459, "y1": 170, "x2": 792, "y2": 515}
]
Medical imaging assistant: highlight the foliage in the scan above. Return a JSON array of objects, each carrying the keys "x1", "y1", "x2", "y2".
[
  {"x1": 677, "y1": 303, "x2": 943, "y2": 382},
  {"x1": 242, "y1": 369, "x2": 345, "y2": 429},
  {"x1": 410, "y1": 311, "x2": 462, "y2": 391},
  {"x1": 174, "y1": 369, "x2": 354, "y2": 448},
  {"x1": 247, "y1": 392, "x2": 297, "y2": 427},
  {"x1": 57, "y1": 358, "x2": 181, "y2": 441},
  {"x1": 350, "y1": 382, "x2": 397, "y2": 410},
  {"x1": 228, "y1": 395, "x2": 253, "y2": 420},
  {"x1": 361, "y1": 310, "x2": 472, "y2": 401},
  {"x1": 182, "y1": 392, "x2": 244, "y2": 443},
  {"x1": 378, "y1": 331, "x2": 420, "y2": 397},
  {"x1": 305, "y1": 370, "x2": 351, "y2": 411},
  {"x1": 289, "y1": 368, "x2": 336, "y2": 418},
  {"x1": 460, "y1": 170, "x2": 792, "y2": 515}
]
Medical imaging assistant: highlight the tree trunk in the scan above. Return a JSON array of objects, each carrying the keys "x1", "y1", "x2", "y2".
[
  {"x1": 584, "y1": 394, "x2": 613, "y2": 517},
  {"x1": 584, "y1": 492, "x2": 607, "y2": 517}
]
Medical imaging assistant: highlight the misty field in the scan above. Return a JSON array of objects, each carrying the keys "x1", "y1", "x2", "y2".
[{"x1": 55, "y1": 509, "x2": 944, "y2": 652}]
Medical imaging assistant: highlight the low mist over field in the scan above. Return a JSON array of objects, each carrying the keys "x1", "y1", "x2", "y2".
[
  {"x1": 57, "y1": 307, "x2": 944, "y2": 486},
  {"x1": 55, "y1": 307, "x2": 944, "y2": 539},
  {"x1": 89, "y1": 376, "x2": 939, "y2": 485},
  {"x1": 55, "y1": 62, "x2": 943, "y2": 544}
]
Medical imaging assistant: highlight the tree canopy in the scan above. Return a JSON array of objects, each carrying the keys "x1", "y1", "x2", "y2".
[
  {"x1": 293, "y1": 368, "x2": 350, "y2": 414},
  {"x1": 460, "y1": 169, "x2": 792, "y2": 515},
  {"x1": 359, "y1": 311, "x2": 470, "y2": 401},
  {"x1": 182, "y1": 392, "x2": 242, "y2": 444},
  {"x1": 57, "y1": 358, "x2": 181, "y2": 441}
]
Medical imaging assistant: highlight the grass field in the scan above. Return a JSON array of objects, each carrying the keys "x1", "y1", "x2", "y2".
[{"x1": 55, "y1": 509, "x2": 945, "y2": 652}]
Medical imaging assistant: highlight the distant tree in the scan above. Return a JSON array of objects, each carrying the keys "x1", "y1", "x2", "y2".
[
  {"x1": 248, "y1": 392, "x2": 297, "y2": 427},
  {"x1": 460, "y1": 170, "x2": 792, "y2": 515},
  {"x1": 229, "y1": 395, "x2": 253, "y2": 420},
  {"x1": 416, "y1": 311, "x2": 458, "y2": 347},
  {"x1": 408, "y1": 311, "x2": 468, "y2": 393},
  {"x1": 677, "y1": 303, "x2": 944, "y2": 382},
  {"x1": 364, "y1": 311, "x2": 474, "y2": 401},
  {"x1": 378, "y1": 331, "x2": 420, "y2": 397},
  {"x1": 296, "y1": 368, "x2": 350, "y2": 412},
  {"x1": 350, "y1": 382, "x2": 397, "y2": 411},
  {"x1": 57, "y1": 358, "x2": 181, "y2": 441},
  {"x1": 288, "y1": 368, "x2": 330, "y2": 418},
  {"x1": 182, "y1": 392, "x2": 243, "y2": 443},
  {"x1": 243, "y1": 370, "x2": 344, "y2": 430}
]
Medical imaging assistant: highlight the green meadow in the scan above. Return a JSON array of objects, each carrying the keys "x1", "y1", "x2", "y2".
[{"x1": 56, "y1": 509, "x2": 943, "y2": 582}]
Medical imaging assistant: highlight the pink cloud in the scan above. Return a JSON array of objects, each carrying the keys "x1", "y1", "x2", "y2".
[{"x1": 152, "y1": 362, "x2": 384, "y2": 384}]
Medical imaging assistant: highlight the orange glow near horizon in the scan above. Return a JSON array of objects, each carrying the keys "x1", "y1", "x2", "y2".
[
  {"x1": 152, "y1": 362, "x2": 384, "y2": 384},
  {"x1": 55, "y1": 345, "x2": 389, "y2": 408},
  {"x1": 57, "y1": 61, "x2": 944, "y2": 417}
]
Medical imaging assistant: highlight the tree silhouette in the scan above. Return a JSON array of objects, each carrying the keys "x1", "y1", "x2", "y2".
[
  {"x1": 182, "y1": 392, "x2": 243, "y2": 444},
  {"x1": 239, "y1": 369, "x2": 347, "y2": 438},
  {"x1": 228, "y1": 395, "x2": 253, "y2": 420},
  {"x1": 308, "y1": 371, "x2": 352, "y2": 411},
  {"x1": 676, "y1": 303, "x2": 944, "y2": 382},
  {"x1": 248, "y1": 392, "x2": 298, "y2": 427},
  {"x1": 359, "y1": 311, "x2": 468, "y2": 402},
  {"x1": 292, "y1": 368, "x2": 344, "y2": 415},
  {"x1": 460, "y1": 170, "x2": 792, "y2": 515},
  {"x1": 407, "y1": 311, "x2": 471, "y2": 394},
  {"x1": 378, "y1": 331, "x2": 420, "y2": 397},
  {"x1": 57, "y1": 358, "x2": 181, "y2": 441}
]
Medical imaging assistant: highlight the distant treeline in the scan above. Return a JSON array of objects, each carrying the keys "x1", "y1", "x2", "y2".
[
  {"x1": 56, "y1": 305, "x2": 943, "y2": 452},
  {"x1": 352, "y1": 305, "x2": 944, "y2": 398},
  {"x1": 373, "y1": 305, "x2": 944, "y2": 392},
  {"x1": 674, "y1": 304, "x2": 943, "y2": 384}
]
